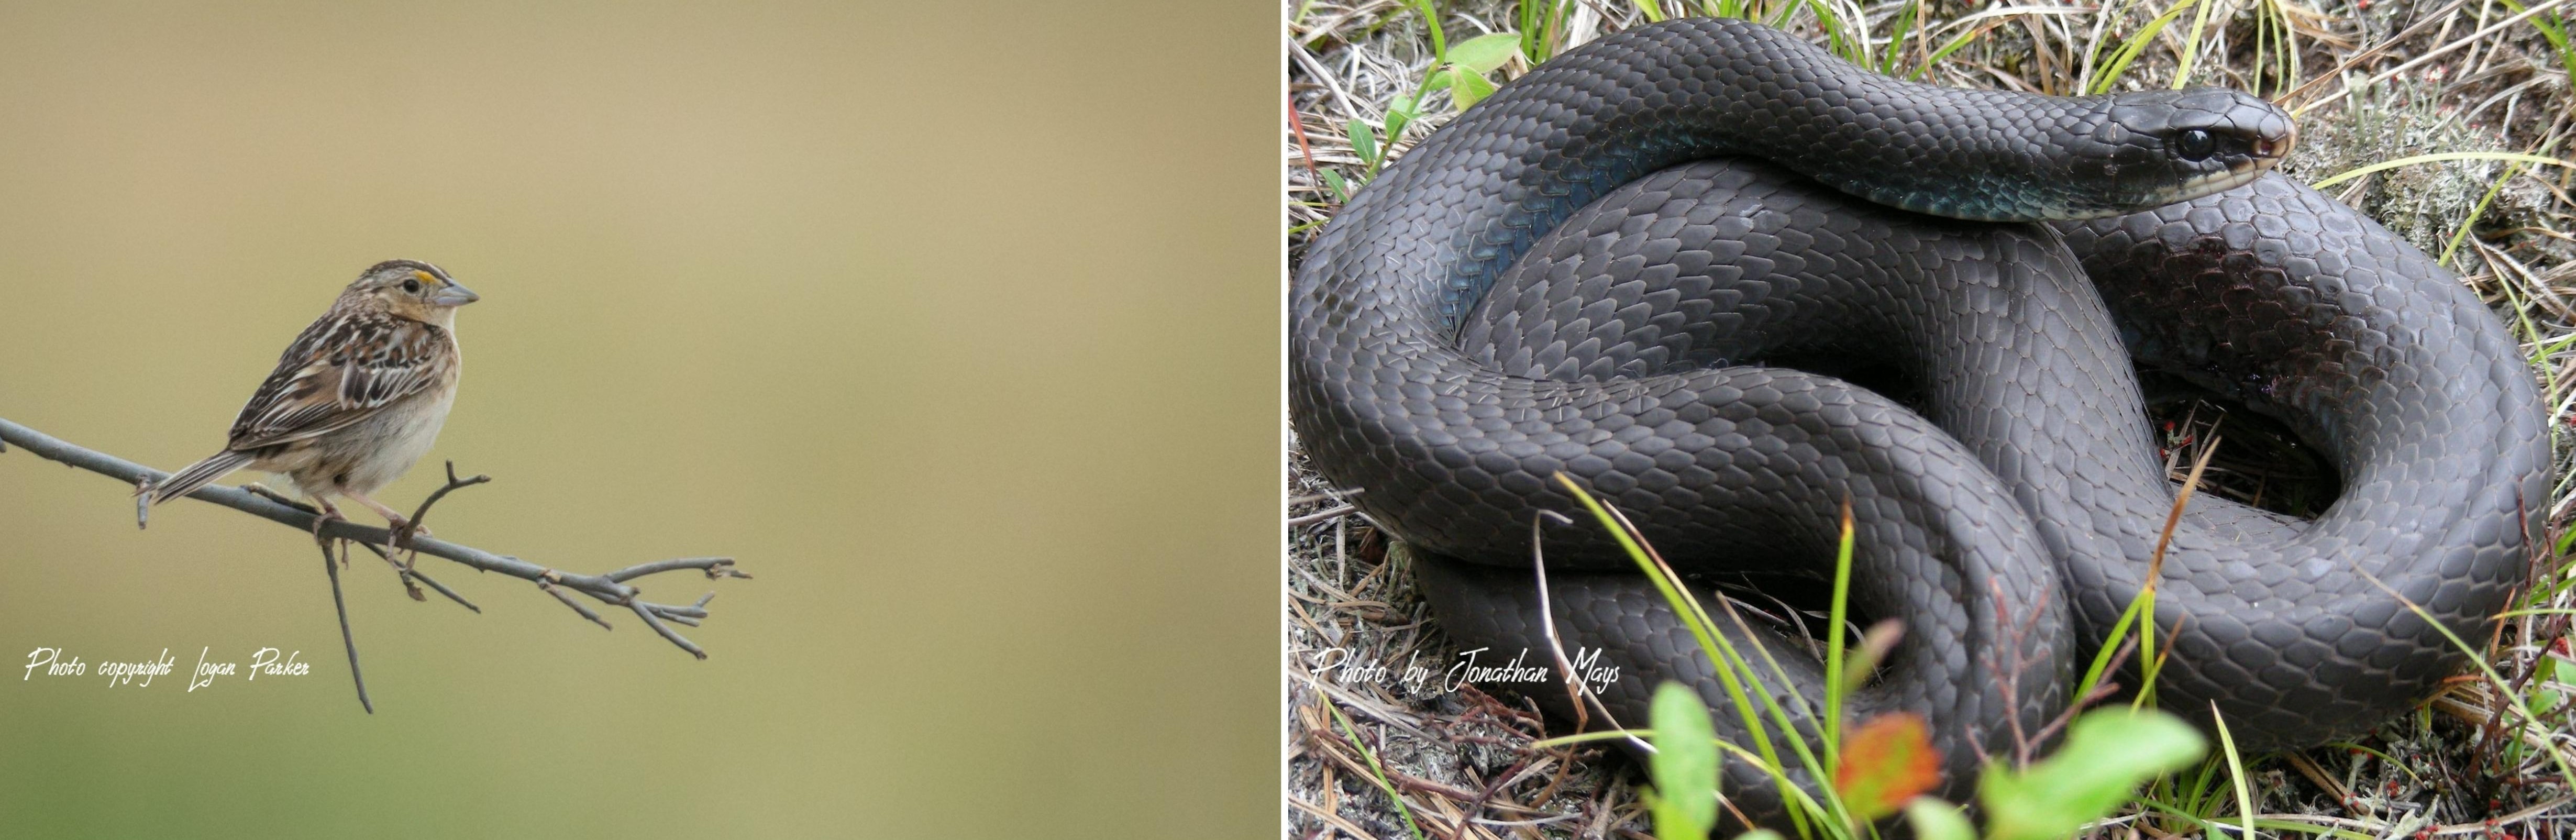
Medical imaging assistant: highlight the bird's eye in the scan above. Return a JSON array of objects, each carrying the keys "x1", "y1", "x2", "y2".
[
  {"x1": 402, "y1": 279, "x2": 422, "y2": 294},
  {"x1": 2175, "y1": 129, "x2": 2217, "y2": 161}
]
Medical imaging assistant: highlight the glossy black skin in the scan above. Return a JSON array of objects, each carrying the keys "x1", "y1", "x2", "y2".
[{"x1": 1289, "y1": 16, "x2": 2544, "y2": 830}]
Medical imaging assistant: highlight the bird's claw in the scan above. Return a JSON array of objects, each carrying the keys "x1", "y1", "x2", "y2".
[
  {"x1": 309, "y1": 509, "x2": 347, "y2": 547},
  {"x1": 388, "y1": 516, "x2": 431, "y2": 552}
]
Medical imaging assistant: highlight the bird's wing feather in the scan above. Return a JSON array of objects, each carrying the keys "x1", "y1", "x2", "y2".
[{"x1": 226, "y1": 312, "x2": 452, "y2": 451}]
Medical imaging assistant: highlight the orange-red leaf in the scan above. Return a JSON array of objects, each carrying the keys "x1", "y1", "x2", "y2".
[{"x1": 1834, "y1": 712, "x2": 1942, "y2": 822}]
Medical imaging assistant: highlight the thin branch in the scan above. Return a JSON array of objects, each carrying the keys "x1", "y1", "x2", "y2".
[
  {"x1": 245, "y1": 482, "x2": 481, "y2": 612},
  {"x1": 0, "y1": 416, "x2": 745, "y2": 659},
  {"x1": 1286, "y1": 504, "x2": 1359, "y2": 527},
  {"x1": 628, "y1": 599, "x2": 707, "y2": 660},
  {"x1": 356, "y1": 540, "x2": 479, "y2": 611},
  {"x1": 320, "y1": 537, "x2": 373, "y2": 714},
  {"x1": 407, "y1": 460, "x2": 491, "y2": 529},
  {"x1": 538, "y1": 576, "x2": 613, "y2": 630},
  {"x1": 604, "y1": 557, "x2": 750, "y2": 583}
]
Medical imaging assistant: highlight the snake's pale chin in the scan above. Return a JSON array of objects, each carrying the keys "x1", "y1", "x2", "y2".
[{"x1": 2153, "y1": 162, "x2": 2282, "y2": 210}]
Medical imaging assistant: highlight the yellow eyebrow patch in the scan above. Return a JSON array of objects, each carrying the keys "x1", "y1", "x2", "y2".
[{"x1": 412, "y1": 270, "x2": 441, "y2": 287}]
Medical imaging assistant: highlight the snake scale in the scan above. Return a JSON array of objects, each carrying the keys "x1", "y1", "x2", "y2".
[{"x1": 1289, "y1": 16, "x2": 2549, "y2": 826}]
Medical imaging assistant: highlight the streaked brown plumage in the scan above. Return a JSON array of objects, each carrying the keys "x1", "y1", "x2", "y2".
[{"x1": 146, "y1": 259, "x2": 479, "y2": 533}]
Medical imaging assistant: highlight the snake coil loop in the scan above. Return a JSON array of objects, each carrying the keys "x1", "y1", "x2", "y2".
[{"x1": 1290, "y1": 16, "x2": 2546, "y2": 829}]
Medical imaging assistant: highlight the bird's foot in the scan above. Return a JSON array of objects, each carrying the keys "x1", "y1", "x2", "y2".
[
  {"x1": 388, "y1": 515, "x2": 433, "y2": 556},
  {"x1": 309, "y1": 508, "x2": 348, "y2": 549}
]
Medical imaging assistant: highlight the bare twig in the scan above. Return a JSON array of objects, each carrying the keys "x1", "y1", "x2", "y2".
[
  {"x1": 604, "y1": 557, "x2": 749, "y2": 583},
  {"x1": 244, "y1": 482, "x2": 482, "y2": 612},
  {"x1": 537, "y1": 574, "x2": 613, "y2": 630},
  {"x1": 358, "y1": 541, "x2": 478, "y2": 611},
  {"x1": 2288, "y1": 0, "x2": 2574, "y2": 117},
  {"x1": 390, "y1": 460, "x2": 489, "y2": 554},
  {"x1": 0, "y1": 416, "x2": 746, "y2": 662},
  {"x1": 407, "y1": 460, "x2": 490, "y2": 529},
  {"x1": 1287, "y1": 504, "x2": 1360, "y2": 527},
  {"x1": 319, "y1": 537, "x2": 372, "y2": 714},
  {"x1": 628, "y1": 599, "x2": 707, "y2": 660}
]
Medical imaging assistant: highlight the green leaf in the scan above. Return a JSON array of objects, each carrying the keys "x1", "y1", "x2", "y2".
[
  {"x1": 1980, "y1": 709, "x2": 2207, "y2": 840},
  {"x1": 1447, "y1": 32, "x2": 1524, "y2": 74},
  {"x1": 1320, "y1": 169, "x2": 1353, "y2": 204},
  {"x1": 1446, "y1": 69, "x2": 1499, "y2": 110},
  {"x1": 1345, "y1": 119, "x2": 1377, "y2": 165},
  {"x1": 1650, "y1": 681, "x2": 1719, "y2": 838},
  {"x1": 1383, "y1": 109, "x2": 1413, "y2": 149},
  {"x1": 2540, "y1": 655, "x2": 2562, "y2": 713},
  {"x1": 1419, "y1": 69, "x2": 1455, "y2": 95},
  {"x1": 1902, "y1": 797, "x2": 1975, "y2": 840}
]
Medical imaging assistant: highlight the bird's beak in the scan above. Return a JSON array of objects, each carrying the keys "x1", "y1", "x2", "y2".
[{"x1": 432, "y1": 282, "x2": 481, "y2": 306}]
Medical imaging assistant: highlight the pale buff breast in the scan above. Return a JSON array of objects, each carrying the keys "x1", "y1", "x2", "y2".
[{"x1": 258, "y1": 335, "x2": 461, "y2": 500}]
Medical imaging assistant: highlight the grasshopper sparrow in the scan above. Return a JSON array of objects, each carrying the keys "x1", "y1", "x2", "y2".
[{"x1": 146, "y1": 259, "x2": 478, "y2": 536}]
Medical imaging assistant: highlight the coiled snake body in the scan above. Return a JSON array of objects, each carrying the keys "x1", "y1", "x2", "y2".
[{"x1": 1290, "y1": 16, "x2": 2547, "y2": 824}]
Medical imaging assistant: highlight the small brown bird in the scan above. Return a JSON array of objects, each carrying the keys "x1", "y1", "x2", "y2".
[{"x1": 145, "y1": 259, "x2": 478, "y2": 536}]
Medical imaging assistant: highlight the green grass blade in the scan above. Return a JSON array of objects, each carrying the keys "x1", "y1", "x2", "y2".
[
  {"x1": 1878, "y1": 0, "x2": 1921, "y2": 75},
  {"x1": 2208, "y1": 704, "x2": 2256, "y2": 840},
  {"x1": 2089, "y1": 0, "x2": 2199, "y2": 94},
  {"x1": 1551, "y1": 473, "x2": 1829, "y2": 838},
  {"x1": 1410, "y1": 0, "x2": 1448, "y2": 61},
  {"x1": 2170, "y1": 0, "x2": 2225, "y2": 88},
  {"x1": 1325, "y1": 702, "x2": 1432, "y2": 840},
  {"x1": 2356, "y1": 569, "x2": 2576, "y2": 792},
  {"x1": 1822, "y1": 500, "x2": 1856, "y2": 771},
  {"x1": 2073, "y1": 593, "x2": 2151, "y2": 704},
  {"x1": 2499, "y1": 0, "x2": 2576, "y2": 80},
  {"x1": 2309, "y1": 151, "x2": 2572, "y2": 189}
]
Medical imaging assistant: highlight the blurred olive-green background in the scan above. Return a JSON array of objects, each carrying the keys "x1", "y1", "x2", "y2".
[{"x1": 0, "y1": 3, "x2": 1271, "y2": 836}]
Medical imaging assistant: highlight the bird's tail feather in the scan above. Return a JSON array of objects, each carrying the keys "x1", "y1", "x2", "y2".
[{"x1": 147, "y1": 450, "x2": 256, "y2": 505}]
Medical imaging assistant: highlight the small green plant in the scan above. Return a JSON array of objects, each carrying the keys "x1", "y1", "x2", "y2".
[
  {"x1": 1319, "y1": 106, "x2": 1416, "y2": 203},
  {"x1": 1403, "y1": 2, "x2": 1525, "y2": 113},
  {"x1": 1317, "y1": 117, "x2": 1392, "y2": 204},
  {"x1": 1965, "y1": 709, "x2": 2207, "y2": 840},
  {"x1": 1421, "y1": 32, "x2": 1523, "y2": 112},
  {"x1": 1321, "y1": 4, "x2": 1530, "y2": 204},
  {"x1": 1538, "y1": 471, "x2": 2218, "y2": 839}
]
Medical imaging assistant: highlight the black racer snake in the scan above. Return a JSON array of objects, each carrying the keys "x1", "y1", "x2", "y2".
[{"x1": 1289, "y1": 15, "x2": 2549, "y2": 826}]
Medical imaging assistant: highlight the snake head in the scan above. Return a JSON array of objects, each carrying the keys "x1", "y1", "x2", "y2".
[{"x1": 2063, "y1": 88, "x2": 2296, "y2": 216}]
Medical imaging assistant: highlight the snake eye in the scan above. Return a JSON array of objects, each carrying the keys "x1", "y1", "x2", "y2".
[
  {"x1": 402, "y1": 279, "x2": 422, "y2": 294},
  {"x1": 2175, "y1": 128, "x2": 2216, "y2": 161}
]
